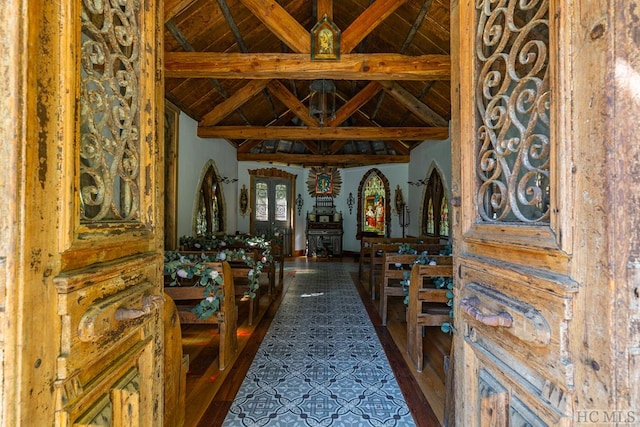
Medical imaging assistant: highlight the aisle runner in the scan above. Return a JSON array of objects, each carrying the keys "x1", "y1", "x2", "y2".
[{"x1": 223, "y1": 261, "x2": 415, "y2": 427}]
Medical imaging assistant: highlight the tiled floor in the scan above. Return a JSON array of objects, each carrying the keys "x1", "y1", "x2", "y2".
[{"x1": 222, "y1": 260, "x2": 416, "y2": 426}]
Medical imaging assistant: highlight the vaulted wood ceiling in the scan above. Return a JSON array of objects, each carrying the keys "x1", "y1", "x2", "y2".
[{"x1": 164, "y1": 0, "x2": 451, "y2": 167}]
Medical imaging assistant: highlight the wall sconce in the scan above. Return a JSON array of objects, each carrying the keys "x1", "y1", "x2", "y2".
[
  {"x1": 309, "y1": 79, "x2": 336, "y2": 126},
  {"x1": 408, "y1": 179, "x2": 427, "y2": 187},
  {"x1": 346, "y1": 192, "x2": 355, "y2": 215},
  {"x1": 296, "y1": 193, "x2": 304, "y2": 216},
  {"x1": 220, "y1": 176, "x2": 238, "y2": 184}
]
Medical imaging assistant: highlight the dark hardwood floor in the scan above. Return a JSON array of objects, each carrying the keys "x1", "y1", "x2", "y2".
[{"x1": 182, "y1": 257, "x2": 447, "y2": 427}]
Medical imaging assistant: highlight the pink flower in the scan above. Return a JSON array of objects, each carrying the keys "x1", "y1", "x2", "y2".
[{"x1": 177, "y1": 269, "x2": 189, "y2": 278}]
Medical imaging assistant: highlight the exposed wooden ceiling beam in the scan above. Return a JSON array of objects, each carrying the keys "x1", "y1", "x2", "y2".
[
  {"x1": 341, "y1": 0, "x2": 409, "y2": 53},
  {"x1": 197, "y1": 126, "x2": 449, "y2": 140},
  {"x1": 237, "y1": 153, "x2": 410, "y2": 166},
  {"x1": 238, "y1": 0, "x2": 310, "y2": 53},
  {"x1": 165, "y1": 52, "x2": 451, "y2": 80},
  {"x1": 266, "y1": 80, "x2": 320, "y2": 127},
  {"x1": 378, "y1": 80, "x2": 448, "y2": 127},
  {"x1": 326, "y1": 81, "x2": 382, "y2": 127},
  {"x1": 200, "y1": 79, "x2": 271, "y2": 126}
]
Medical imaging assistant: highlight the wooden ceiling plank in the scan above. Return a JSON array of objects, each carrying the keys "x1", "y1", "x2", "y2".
[
  {"x1": 165, "y1": 0, "x2": 198, "y2": 23},
  {"x1": 216, "y1": 0, "x2": 249, "y2": 53},
  {"x1": 400, "y1": 0, "x2": 433, "y2": 54},
  {"x1": 326, "y1": 81, "x2": 382, "y2": 127},
  {"x1": 341, "y1": 0, "x2": 409, "y2": 53},
  {"x1": 200, "y1": 79, "x2": 271, "y2": 126},
  {"x1": 378, "y1": 80, "x2": 448, "y2": 127},
  {"x1": 266, "y1": 80, "x2": 320, "y2": 127},
  {"x1": 237, "y1": 153, "x2": 410, "y2": 165},
  {"x1": 317, "y1": 0, "x2": 333, "y2": 20},
  {"x1": 237, "y1": 0, "x2": 310, "y2": 53},
  {"x1": 197, "y1": 125, "x2": 449, "y2": 140},
  {"x1": 164, "y1": 52, "x2": 451, "y2": 80}
]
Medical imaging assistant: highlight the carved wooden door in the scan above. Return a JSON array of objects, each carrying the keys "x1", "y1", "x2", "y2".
[
  {"x1": 452, "y1": 1, "x2": 639, "y2": 426},
  {"x1": 0, "y1": 0, "x2": 164, "y2": 425}
]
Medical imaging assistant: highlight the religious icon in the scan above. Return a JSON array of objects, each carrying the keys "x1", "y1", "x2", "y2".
[
  {"x1": 311, "y1": 15, "x2": 340, "y2": 60},
  {"x1": 316, "y1": 173, "x2": 332, "y2": 194}
]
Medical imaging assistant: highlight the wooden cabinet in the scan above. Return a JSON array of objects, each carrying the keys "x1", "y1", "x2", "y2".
[
  {"x1": 306, "y1": 220, "x2": 343, "y2": 257},
  {"x1": 305, "y1": 195, "x2": 343, "y2": 257}
]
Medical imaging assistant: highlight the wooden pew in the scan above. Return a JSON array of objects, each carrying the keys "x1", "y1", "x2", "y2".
[
  {"x1": 378, "y1": 253, "x2": 420, "y2": 326},
  {"x1": 369, "y1": 241, "x2": 444, "y2": 300},
  {"x1": 406, "y1": 259, "x2": 454, "y2": 372},
  {"x1": 164, "y1": 261, "x2": 238, "y2": 370},
  {"x1": 177, "y1": 250, "x2": 266, "y2": 326}
]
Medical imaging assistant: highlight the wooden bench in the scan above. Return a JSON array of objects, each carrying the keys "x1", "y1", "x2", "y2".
[
  {"x1": 164, "y1": 261, "x2": 238, "y2": 371},
  {"x1": 369, "y1": 241, "x2": 445, "y2": 300},
  {"x1": 177, "y1": 250, "x2": 267, "y2": 326},
  {"x1": 378, "y1": 253, "x2": 421, "y2": 326},
  {"x1": 406, "y1": 260, "x2": 454, "y2": 372}
]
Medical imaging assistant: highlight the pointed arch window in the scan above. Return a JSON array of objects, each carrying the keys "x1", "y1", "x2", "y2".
[
  {"x1": 422, "y1": 169, "x2": 449, "y2": 238},
  {"x1": 357, "y1": 169, "x2": 391, "y2": 238},
  {"x1": 194, "y1": 162, "x2": 226, "y2": 235}
]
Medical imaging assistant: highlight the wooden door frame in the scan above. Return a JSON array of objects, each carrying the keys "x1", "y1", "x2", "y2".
[
  {"x1": 451, "y1": 0, "x2": 640, "y2": 423},
  {"x1": 248, "y1": 168, "x2": 296, "y2": 256},
  {"x1": 0, "y1": 0, "x2": 165, "y2": 424}
]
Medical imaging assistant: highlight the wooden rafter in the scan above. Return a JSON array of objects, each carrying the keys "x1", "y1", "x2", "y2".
[
  {"x1": 326, "y1": 81, "x2": 382, "y2": 127},
  {"x1": 238, "y1": 0, "x2": 310, "y2": 53},
  {"x1": 198, "y1": 126, "x2": 449, "y2": 140},
  {"x1": 378, "y1": 80, "x2": 448, "y2": 127},
  {"x1": 266, "y1": 80, "x2": 319, "y2": 127},
  {"x1": 400, "y1": 0, "x2": 433, "y2": 54},
  {"x1": 341, "y1": 0, "x2": 409, "y2": 53},
  {"x1": 200, "y1": 79, "x2": 271, "y2": 126},
  {"x1": 164, "y1": 53, "x2": 451, "y2": 80},
  {"x1": 237, "y1": 153, "x2": 410, "y2": 166}
]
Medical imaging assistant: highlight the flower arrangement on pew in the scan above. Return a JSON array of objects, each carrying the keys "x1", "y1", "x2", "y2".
[
  {"x1": 180, "y1": 233, "x2": 272, "y2": 253},
  {"x1": 177, "y1": 234, "x2": 273, "y2": 298},
  {"x1": 399, "y1": 250, "x2": 455, "y2": 333},
  {"x1": 164, "y1": 252, "x2": 224, "y2": 319}
]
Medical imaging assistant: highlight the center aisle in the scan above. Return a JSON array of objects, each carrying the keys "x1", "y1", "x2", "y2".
[{"x1": 222, "y1": 260, "x2": 416, "y2": 427}]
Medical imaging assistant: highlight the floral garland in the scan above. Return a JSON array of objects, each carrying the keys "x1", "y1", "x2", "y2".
[
  {"x1": 398, "y1": 249, "x2": 455, "y2": 333},
  {"x1": 164, "y1": 241, "x2": 273, "y2": 318},
  {"x1": 164, "y1": 253, "x2": 224, "y2": 319}
]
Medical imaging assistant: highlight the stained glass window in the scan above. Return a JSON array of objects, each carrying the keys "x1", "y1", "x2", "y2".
[
  {"x1": 195, "y1": 164, "x2": 224, "y2": 235},
  {"x1": 275, "y1": 184, "x2": 288, "y2": 221},
  {"x1": 255, "y1": 182, "x2": 269, "y2": 222},
  {"x1": 422, "y1": 169, "x2": 449, "y2": 238},
  {"x1": 362, "y1": 174, "x2": 386, "y2": 236}
]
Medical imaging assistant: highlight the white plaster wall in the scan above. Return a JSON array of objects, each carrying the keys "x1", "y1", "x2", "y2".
[
  {"x1": 177, "y1": 113, "x2": 238, "y2": 238},
  {"x1": 407, "y1": 136, "x2": 452, "y2": 238}
]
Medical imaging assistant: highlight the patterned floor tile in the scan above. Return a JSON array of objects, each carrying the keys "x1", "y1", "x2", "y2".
[{"x1": 223, "y1": 261, "x2": 415, "y2": 427}]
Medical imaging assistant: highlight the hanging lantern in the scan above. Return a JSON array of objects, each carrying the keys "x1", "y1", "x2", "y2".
[{"x1": 309, "y1": 79, "x2": 336, "y2": 126}]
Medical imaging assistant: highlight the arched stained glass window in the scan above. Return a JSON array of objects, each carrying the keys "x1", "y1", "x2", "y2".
[
  {"x1": 194, "y1": 162, "x2": 225, "y2": 235},
  {"x1": 357, "y1": 169, "x2": 390, "y2": 238},
  {"x1": 422, "y1": 168, "x2": 449, "y2": 238}
]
